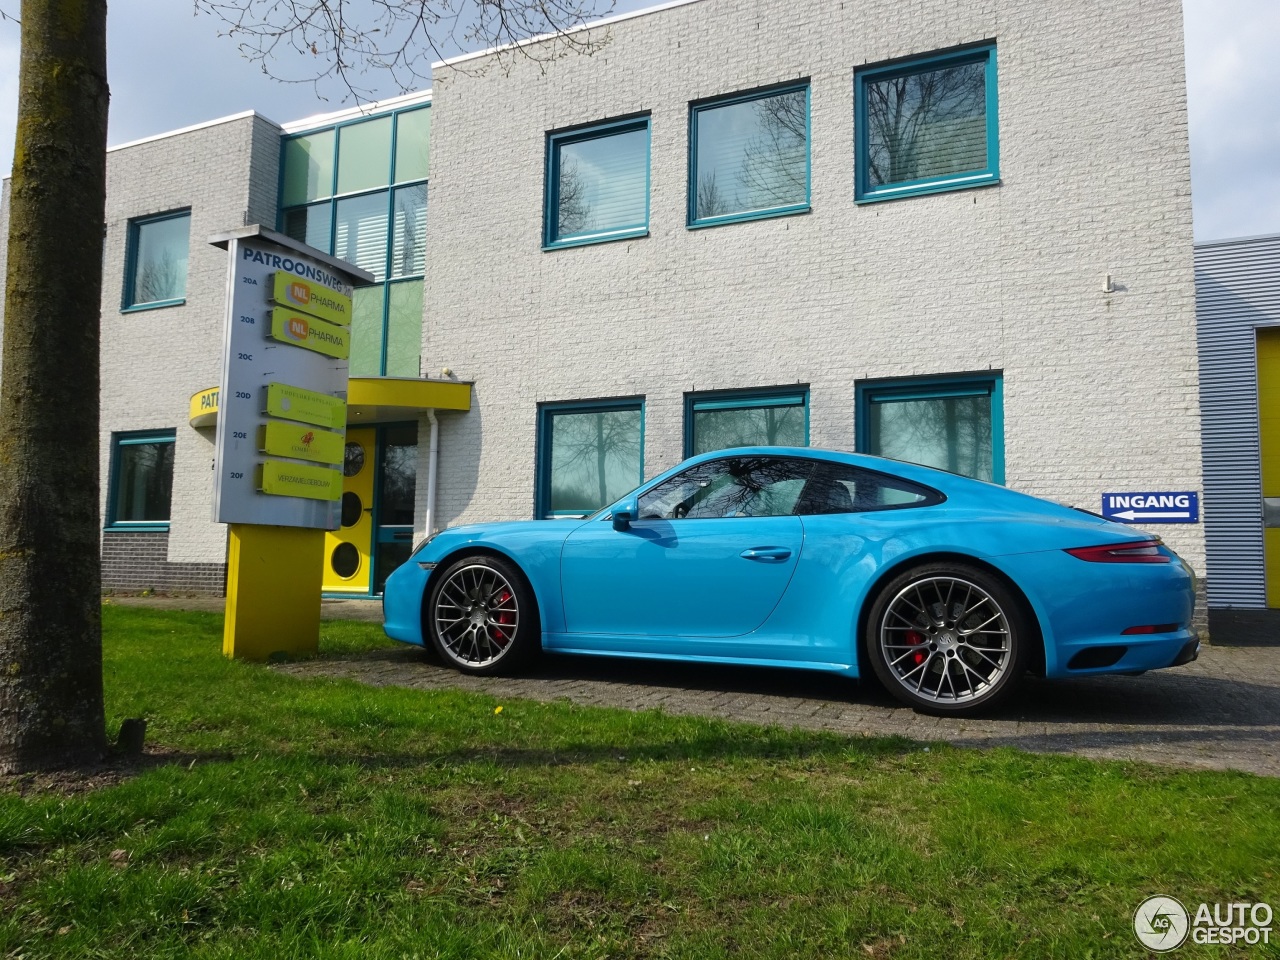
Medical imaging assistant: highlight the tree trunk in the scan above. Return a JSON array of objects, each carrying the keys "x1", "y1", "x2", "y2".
[{"x1": 0, "y1": 0, "x2": 110, "y2": 772}]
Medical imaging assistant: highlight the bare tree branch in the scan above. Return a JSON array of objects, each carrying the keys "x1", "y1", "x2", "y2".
[{"x1": 193, "y1": 0, "x2": 615, "y2": 105}]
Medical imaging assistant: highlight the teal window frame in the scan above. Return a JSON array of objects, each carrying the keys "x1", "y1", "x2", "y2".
[
  {"x1": 854, "y1": 43, "x2": 999, "y2": 203},
  {"x1": 855, "y1": 373, "x2": 1004, "y2": 483},
  {"x1": 683, "y1": 387, "x2": 810, "y2": 458},
  {"x1": 105, "y1": 429, "x2": 177, "y2": 530},
  {"x1": 687, "y1": 82, "x2": 811, "y2": 229},
  {"x1": 535, "y1": 398, "x2": 646, "y2": 519},
  {"x1": 277, "y1": 103, "x2": 430, "y2": 377},
  {"x1": 122, "y1": 209, "x2": 191, "y2": 312},
  {"x1": 544, "y1": 116, "x2": 651, "y2": 250}
]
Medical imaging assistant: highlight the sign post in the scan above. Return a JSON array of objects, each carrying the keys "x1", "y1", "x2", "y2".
[{"x1": 209, "y1": 226, "x2": 373, "y2": 660}]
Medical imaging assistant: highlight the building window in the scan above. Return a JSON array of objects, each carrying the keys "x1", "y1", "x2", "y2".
[
  {"x1": 279, "y1": 103, "x2": 430, "y2": 377},
  {"x1": 689, "y1": 84, "x2": 810, "y2": 227},
  {"x1": 855, "y1": 44, "x2": 998, "y2": 203},
  {"x1": 544, "y1": 117, "x2": 650, "y2": 249},
  {"x1": 123, "y1": 211, "x2": 190, "y2": 310},
  {"x1": 536, "y1": 399, "x2": 644, "y2": 518},
  {"x1": 107, "y1": 431, "x2": 176, "y2": 528},
  {"x1": 857, "y1": 375, "x2": 1003, "y2": 483},
  {"x1": 684, "y1": 388, "x2": 809, "y2": 457}
]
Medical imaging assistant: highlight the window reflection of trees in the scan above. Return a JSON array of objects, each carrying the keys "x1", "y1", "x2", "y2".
[
  {"x1": 639, "y1": 458, "x2": 813, "y2": 519},
  {"x1": 871, "y1": 396, "x2": 992, "y2": 481},
  {"x1": 118, "y1": 442, "x2": 174, "y2": 521},
  {"x1": 135, "y1": 251, "x2": 184, "y2": 304},
  {"x1": 392, "y1": 184, "x2": 427, "y2": 277},
  {"x1": 739, "y1": 90, "x2": 807, "y2": 209},
  {"x1": 557, "y1": 158, "x2": 593, "y2": 237},
  {"x1": 865, "y1": 61, "x2": 986, "y2": 187},
  {"x1": 692, "y1": 405, "x2": 804, "y2": 456},
  {"x1": 380, "y1": 433, "x2": 418, "y2": 525},
  {"x1": 549, "y1": 410, "x2": 641, "y2": 514},
  {"x1": 696, "y1": 89, "x2": 807, "y2": 220}
]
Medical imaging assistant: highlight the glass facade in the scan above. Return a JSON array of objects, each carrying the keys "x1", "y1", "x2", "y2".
[{"x1": 279, "y1": 103, "x2": 430, "y2": 377}]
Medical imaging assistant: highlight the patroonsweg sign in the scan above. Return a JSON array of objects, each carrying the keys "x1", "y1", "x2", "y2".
[
  {"x1": 1102, "y1": 492, "x2": 1199, "y2": 524},
  {"x1": 211, "y1": 227, "x2": 367, "y2": 529}
]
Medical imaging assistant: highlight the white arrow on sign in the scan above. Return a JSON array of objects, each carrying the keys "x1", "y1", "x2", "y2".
[{"x1": 1112, "y1": 510, "x2": 1191, "y2": 521}]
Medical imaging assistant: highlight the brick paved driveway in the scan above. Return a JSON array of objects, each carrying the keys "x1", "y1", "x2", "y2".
[{"x1": 277, "y1": 639, "x2": 1280, "y2": 778}]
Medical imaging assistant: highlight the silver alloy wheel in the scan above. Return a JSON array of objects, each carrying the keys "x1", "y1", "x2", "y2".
[
  {"x1": 432, "y1": 562, "x2": 521, "y2": 668},
  {"x1": 878, "y1": 576, "x2": 1012, "y2": 705}
]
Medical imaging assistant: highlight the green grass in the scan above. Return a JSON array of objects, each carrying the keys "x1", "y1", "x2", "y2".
[{"x1": 0, "y1": 606, "x2": 1276, "y2": 959}]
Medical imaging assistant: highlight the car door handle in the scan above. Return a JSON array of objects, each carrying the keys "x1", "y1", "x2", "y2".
[{"x1": 740, "y1": 547, "x2": 792, "y2": 563}]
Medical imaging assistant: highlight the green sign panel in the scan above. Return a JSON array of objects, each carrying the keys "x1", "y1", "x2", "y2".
[
  {"x1": 269, "y1": 308, "x2": 350, "y2": 360},
  {"x1": 257, "y1": 460, "x2": 343, "y2": 501},
  {"x1": 271, "y1": 271, "x2": 353, "y2": 327},
  {"x1": 263, "y1": 382, "x2": 347, "y2": 430},
  {"x1": 258, "y1": 421, "x2": 345, "y2": 465}
]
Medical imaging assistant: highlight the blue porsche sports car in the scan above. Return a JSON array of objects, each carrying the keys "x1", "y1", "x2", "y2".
[{"x1": 383, "y1": 448, "x2": 1199, "y2": 715}]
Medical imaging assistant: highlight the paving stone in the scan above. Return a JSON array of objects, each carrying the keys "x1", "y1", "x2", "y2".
[{"x1": 114, "y1": 595, "x2": 1280, "y2": 778}]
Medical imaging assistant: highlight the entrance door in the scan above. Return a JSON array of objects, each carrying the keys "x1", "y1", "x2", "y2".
[
  {"x1": 372, "y1": 423, "x2": 419, "y2": 594},
  {"x1": 1260, "y1": 329, "x2": 1280, "y2": 607},
  {"x1": 323, "y1": 427, "x2": 376, "y2": 594}
]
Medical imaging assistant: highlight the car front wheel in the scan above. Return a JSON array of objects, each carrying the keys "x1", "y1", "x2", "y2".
[
  {"x1": 426, "y1": 554, "x2": 539, "y2": 675},
  {"x1": 866, "y1": 563, "x2": 1029, "y2": 715}
]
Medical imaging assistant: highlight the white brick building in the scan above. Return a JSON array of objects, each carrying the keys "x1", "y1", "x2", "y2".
[{"x1": 0, "y1": 0, "x2": 1210, "y2": 606}]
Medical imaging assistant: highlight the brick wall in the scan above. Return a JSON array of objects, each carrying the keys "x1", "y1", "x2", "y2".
[
  {"x1": 101, "y1": 530, "x2": 226, "y2": 595},
  {"x1": 99, "y1": 112, "x2": 282, "y2": 572},
  {"x1": 423, "y1": 0, "x2": 1204, "y2": 570}
]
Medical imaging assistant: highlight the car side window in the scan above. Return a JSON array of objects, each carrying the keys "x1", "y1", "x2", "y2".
[
  {"x1": 793, "y1": 462, "x2": 941, "y2": 515},
  {"x1": 638, "y1": 457, "x2": 815, "y2": 519}
]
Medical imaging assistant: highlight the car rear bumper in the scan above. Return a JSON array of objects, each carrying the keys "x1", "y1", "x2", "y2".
[
  {"x1": 1055, "y1": 631, "x2": 1200, "y2": 677},
  {"x1": 990, "y1": 548, "x2": 1196, "y2": 679}
]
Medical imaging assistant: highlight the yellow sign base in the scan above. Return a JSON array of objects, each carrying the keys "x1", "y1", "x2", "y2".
[{"x1": 224, "y1": 523, "x2": 324, "y2": 660}]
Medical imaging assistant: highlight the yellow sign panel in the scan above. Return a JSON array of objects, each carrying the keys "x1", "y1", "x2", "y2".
[
  {"x1": 258, "y1": 421, "x2": 345, "y2": 465},
  {"x1": 269, "y1": 308, "x2": 350, "y2": 359},
  {"x1": 272, "y1": 271, "x2": 353, "y2": 327},
  {"x1": 264, "y1": 382, "x2": 347, "y2": 429},
  {"x1": 257, "y1": 460, "x2": 343, "y2": 501}
]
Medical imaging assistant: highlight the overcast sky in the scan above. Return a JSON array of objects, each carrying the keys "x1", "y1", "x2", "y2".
[{"x1": 0, "y1": 0, "x2": 1277, "y2": 243}]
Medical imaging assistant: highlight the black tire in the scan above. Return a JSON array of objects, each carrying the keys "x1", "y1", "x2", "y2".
[
  {"x1": 425, "y1": 554, "x2": 540, "y2": 675},
  {"x1": 865, "y1": 562, "x2": 1029, "y2": 716}
]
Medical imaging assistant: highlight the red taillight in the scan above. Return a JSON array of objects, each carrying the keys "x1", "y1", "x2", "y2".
[
  {"x1": 1064, "y1": 540, "x2": 1170, "y2": 563},
  {"x1": 1121, "y1": 624, "x2": 1179, "y2": 635}
]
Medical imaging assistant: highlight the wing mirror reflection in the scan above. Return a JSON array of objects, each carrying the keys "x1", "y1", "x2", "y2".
[{"x1": 612, "y1": 495, "x2": 639, "y2": 531}]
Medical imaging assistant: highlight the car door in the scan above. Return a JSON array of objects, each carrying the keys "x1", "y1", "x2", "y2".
[{"x1": 559, "y1": 456, "x2": 812, "y2": 643}]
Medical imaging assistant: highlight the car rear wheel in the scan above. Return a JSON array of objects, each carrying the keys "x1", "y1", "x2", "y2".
[
  {"x1": 866, "y1": 563, "x2": 1029, "y2": 715},
  {"x1": 426, "y1": 554, "x2": 539, "y2": 675}
]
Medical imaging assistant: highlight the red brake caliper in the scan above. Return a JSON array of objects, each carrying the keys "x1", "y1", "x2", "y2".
[
  {"x1": 491, "y1": 590, "x2": 514, "y2": 646},
  {"x1": 905, "y1": 630, "x2": 926, "y2": 666}
]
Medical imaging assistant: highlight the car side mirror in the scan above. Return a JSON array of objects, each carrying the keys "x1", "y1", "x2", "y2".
[{"x1": 612, "y1": 495, "x2": 639, "y2": 531}]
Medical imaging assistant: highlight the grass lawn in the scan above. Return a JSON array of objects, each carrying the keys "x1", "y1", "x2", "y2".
[{"x1": 0, "y1": 606, "x2": 1276, "y2": 958}]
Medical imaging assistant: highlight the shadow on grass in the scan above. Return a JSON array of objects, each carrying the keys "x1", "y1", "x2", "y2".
[{"x1": 1, "y1": 748, "x2": 235, "y2": 798}]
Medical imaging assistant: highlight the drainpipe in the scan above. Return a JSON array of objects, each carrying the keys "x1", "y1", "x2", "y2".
[{"x1": 424, "y1": 409, "x2": 440, "y2": 538}]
